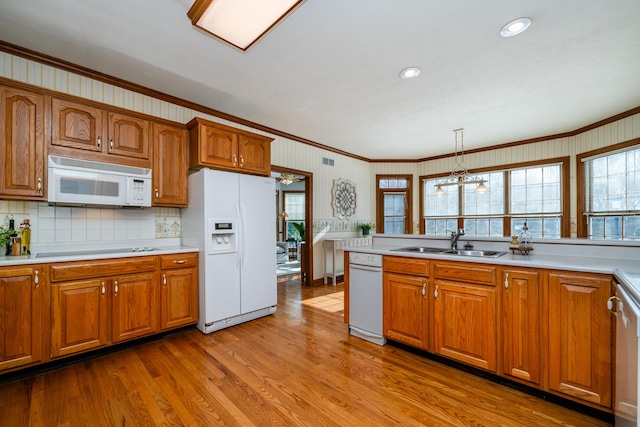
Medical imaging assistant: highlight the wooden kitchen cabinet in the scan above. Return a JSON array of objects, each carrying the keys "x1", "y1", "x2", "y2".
[
  {"x1": 160, "y1": 253, "x2": 198, "y2": 330},
  {"x1": 187, "y1": 117, "x2": 273, "y2": 176},
  {"x1": 0, "y1": 265, "x2": 45, "y2": 372},
  {"x1": 51, "y1": 97, "x2": 151, "y2": 167},
  {"x1": 0, "y1": 84, "x2": 46, "y2": 200},
  {"x1": 152, "y1": 122, "x2": 189, "y2": 207},
  {"x1": 50, "y1": 278, "x2": 108, "y2": 358},
  {"x1": 432, "y1": 261, "x2": 497, "y2": 372},
  {"x1": 111, "y1": 271, "x2": 159, "y2": 343},
  {"x1": 547, "y1": 271, "x2": 612, "y2": 408},
  {"x1": 382, "y1": 256, "x2": 429, "y2": 349},
  {"x1": 502, "y1": 267, "x2": 541, "y2": 386},
  {"x1": 49, "y1": 256, "x2": 159, "y2": 357}
]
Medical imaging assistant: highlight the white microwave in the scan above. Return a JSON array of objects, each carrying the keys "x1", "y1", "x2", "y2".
[{"x1": 47, "y1": 156, "x2": 152, "y2": 208}]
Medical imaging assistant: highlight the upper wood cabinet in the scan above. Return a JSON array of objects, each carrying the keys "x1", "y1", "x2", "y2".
[
  {"x1": 432, "y1": 261, "x2": 497, "y2": 372},
  {"x1": 501, "y1": 267, "x2": 541, "y2": 386},
  {"x1": 187, "y1": 117, "x2": 273, "y2": 176},
  {"x1": 0, "y1": 265, "x2": 45, "y2": 373},
  {"x1": 51, "y1": 97, "x2": 151, "y2": 168},
  {"x1": 152, "y1": 123, "x2": 189, "y2": 207},
  {"x1": 0, "y1": 85, "x2": 46, "y2": 200},
  {"x1": 547, "y1": 271, "x2": 612, "y2": 408}
]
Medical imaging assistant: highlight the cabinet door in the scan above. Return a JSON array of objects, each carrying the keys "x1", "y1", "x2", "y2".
[
  {"x1": 51, "y1": 97, "x2": 104, "y2": 152},
  {"x1": 434, "y1": 280, "x2": 497, "y2": 371},
  {"x1": 238, "y1": 133, "x2": 270, "y2": 175},
  {"x1": 0, "y1": 86, "x2": 45, "y2": 199},
  {"x1": 161, "y1": 266, "x2": 198, "y2": 330},
  {"x1": 152, "y1": 123, "x2": 188, "y2": 207},
  {"x1": 196, "y1": 124, "x2": 238, "y2": 169},
  {"x1": 502, "y1": 268, "x2": 541, "y2": 385},
  {"x1": 107, "y1": 112, "x2": 150, "y2": 161},
  {"x1": 0, "y1": 266, "x2": 44, "y2": 371},
  {"x1": 383, "y1": 272, "x2": 428, "y2": 349},
  {"x1": 548, "y1": 272, "x2": 612, "y2": 407},
  {"x1": 111, "y1": 272, "x2": 158, "y2": 343},
  {"x1": 51, "y1": 278, "x2": 108, "y2": 358}
]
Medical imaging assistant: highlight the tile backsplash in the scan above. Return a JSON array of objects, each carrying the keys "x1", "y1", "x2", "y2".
[{"x1": 0, "y1": 201, "x2": 181, "y2": 244}]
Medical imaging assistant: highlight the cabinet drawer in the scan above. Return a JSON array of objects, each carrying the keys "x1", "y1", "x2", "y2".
[
  {"x1": 383, "y1": 256, "x2": 429, "y2": 277},
  {"x1": 434, "y1": 261, "x2": 496, "y2": 285},
  {"x1": 160, "y1": 253, "x2": 198, "y2": 270},
  {"x1": 49, "y1": 256, "x2": 158, "y2": 282}
]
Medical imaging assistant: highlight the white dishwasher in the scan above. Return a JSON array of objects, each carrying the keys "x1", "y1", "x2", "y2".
[{"x1": 348, "y1": 252, "x2": 386, "y2": 346}]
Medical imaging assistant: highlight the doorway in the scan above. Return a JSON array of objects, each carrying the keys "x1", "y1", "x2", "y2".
[{"x1": 272, "y1": 166, "x2": 313, "y2": 284}]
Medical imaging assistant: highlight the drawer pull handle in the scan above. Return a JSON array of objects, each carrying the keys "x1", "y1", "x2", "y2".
[
  {"x1": 434, "y1": 284, "x2": 439, "y2": 299},
  {"x1": 37, "y1": 177, "x2": 42, "y2": 192},
  {"x1": 155, "y1": 188, "x2": 159, "y2": 199},
  {"x1": 233, "y1": 154, "x2": 237, "y2": 165},
  {"x1": 34, "y1": 270, "x2": 39, "y2": 287},
  {"x1": 101, "y1": 282, "x2": 106, "y2": 295},
  {"x1": 173, "y1": 260, "x2": 187, "y2": 264},
  {"x1": 504, "y1": 273, "x2": 509, "y2": 291},
  {"x1": 607, "y1": 296, "x2": 620, "y2": 314},
  {"x1": 114, "y1": 281, "x2": 119, "y2": 294},
  {"x1": 97, "y1": 136, "x2": 101, "y2": 148},
  {"x1": 239, "y1": 155, "x2": 244, "y2": 167},
  {"x1": 163, "y1": 274, "x2": 167, "y2": 286},
  {"x1": 109, "y1": 138, "x2": 114, "y2": 151}
]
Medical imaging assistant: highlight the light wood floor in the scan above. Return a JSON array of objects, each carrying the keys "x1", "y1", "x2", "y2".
[{"x1": 0, "y1": 275, "x2": 613, "y2": 426}]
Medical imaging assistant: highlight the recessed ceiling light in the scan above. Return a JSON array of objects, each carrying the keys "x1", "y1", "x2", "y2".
[
  {"x1": 499, "y1": 17, "x2": 532, "y2": 38},
  {"x1": 399, "y1": 67, "x2": 421, "y2": 79}
]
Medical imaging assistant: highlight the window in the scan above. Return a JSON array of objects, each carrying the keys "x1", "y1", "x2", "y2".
[
  {"x1": 580, "y1": 141, "x2": 640, "y2": 240},
  {"x1": 284, "y1": 191, "x2": 305, "y2": 240},
  {"x1": 421, "y1": 158, "x2": 568, "y2": 239},
  {"x1": 376, "y1": 175, "x2": 412, "y2": 234}
]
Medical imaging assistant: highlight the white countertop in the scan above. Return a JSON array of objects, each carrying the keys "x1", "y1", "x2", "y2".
[{"x1": 0, "y1": 245, "x2": 199, "y2": 267}]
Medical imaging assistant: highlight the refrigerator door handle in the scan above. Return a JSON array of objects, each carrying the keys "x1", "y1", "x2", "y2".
[{"x1": 238, "y1": 204, "x2": 244, "y2": 268}]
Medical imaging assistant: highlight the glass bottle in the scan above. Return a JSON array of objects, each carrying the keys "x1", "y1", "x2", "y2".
[{"x1": 519, "y1": 220, "x2": 533, "y2": 249}]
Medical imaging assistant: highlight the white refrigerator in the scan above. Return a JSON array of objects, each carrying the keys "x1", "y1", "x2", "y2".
[{"x1": 182, "y1": 168, "x2": 277, "y2": 334}]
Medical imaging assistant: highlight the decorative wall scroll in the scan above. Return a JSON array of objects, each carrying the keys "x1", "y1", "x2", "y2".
[{"x1": 332, "y1": 178, "x2": 357, "y2": 219}]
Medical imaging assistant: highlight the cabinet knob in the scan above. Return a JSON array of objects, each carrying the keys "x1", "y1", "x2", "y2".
[
  {"x1": 109, "y1": 138, "x2": 114, "y2": 151},
  {"x1": 434, "y1": 284, "x2": 439, "y2": 299},
  {"x1": 155, "y1": 188, "x2": 159, "y2": 199},
  {"x1": 504, "y1": 273, "x2": 509, "y2": 291},
  {"x1": 239, "y1": 155, "x2": 244, "y2": 167},
  {"x1": 607, "y1": 295, "x2": 620, "y2": 314},
  {"x1": 114, "y1": 280, "x2": 119, "y2": 294},
  {"x1": 422, "y1": 281, "x2": 427, "y2": 299},
  {"x1": 233, "y1": 154, "x2": 237, "y2": 165},
  {"x1": 97, "y1": 136, "x2": 101, "y2": 148},
  {"x1": 163, "y1": 274, "x2": 167, "y2": 286},
  {"x1": 37, "y1": 177, "x2": 42, "y2": 192},
  {"x1": 34, "y1": 270, "x2": 39, "y2": 288},
  {"x1": 101, "y1": 282, "x2": 106, "y2": 295}
]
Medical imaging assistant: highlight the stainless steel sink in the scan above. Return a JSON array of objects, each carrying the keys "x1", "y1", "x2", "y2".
[
  {"x1": 390, "y1": 246, "x2": 447, "y2": 253},
  {"x1": 391, "y1": 246, "x2": 507, "y2": 258},
  {"x1": 440, "y1": 249, "x2": 507, "y2": 258}
]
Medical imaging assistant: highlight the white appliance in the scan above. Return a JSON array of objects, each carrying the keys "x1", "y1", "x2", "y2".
[
  {"x1": 348, "y1": 252, "x2": 386, "y2": 346},
  {"x1": 612, "y1": 271, "x2": 640, "y2": 426},
  {"x1": 182, "y1": 168, "x2": 277, "y2": 334},
  {"x1": 47, "y1": 155, "x2": 151, "y2": 208}
]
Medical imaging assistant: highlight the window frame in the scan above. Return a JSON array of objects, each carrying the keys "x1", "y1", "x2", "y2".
[
  {"x1": 576, "y1": 138, "x2": 640, "y2": 238},
  {"x1": 376, "y1": 174, "x2": 413, "y2": 234},
  {"x1": 283, "y1": 190, "x2": 305, "y2": 240},
  {"x1": 419, "y1": 157, "x2": 570, "y2": 237}
]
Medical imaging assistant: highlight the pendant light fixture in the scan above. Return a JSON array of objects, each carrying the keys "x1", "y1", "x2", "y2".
[{"x1": 433, "y1": 128, "x2": 489, "y2": 195}]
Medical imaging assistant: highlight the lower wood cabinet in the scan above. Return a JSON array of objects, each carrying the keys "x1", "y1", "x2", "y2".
[
  {"x1": 547, "y1": 271, "x2": 612, "y2": 408},
  {"x1": 383, "y1": 256, "x2": 429, "y2": 349},
  {"x1": 160, "y1": 253, "x2": 198, "y2": 330},
  {"x1": 433, "y1": 262, "x2": 497, "y2": 372},
  {"x1": 502, "y1": 267, "x2": 541, "y2": 385},
  {"x1": 111, "y1": 271, "x2": 159, "y2": 343},
  {"x1": 0, "y1": 265, "x2": 45, "y2": 372}
]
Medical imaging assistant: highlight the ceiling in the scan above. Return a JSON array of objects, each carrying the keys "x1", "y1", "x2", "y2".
[{"x1": 1, "y1": 0, "x2": 639, "y2": 160}]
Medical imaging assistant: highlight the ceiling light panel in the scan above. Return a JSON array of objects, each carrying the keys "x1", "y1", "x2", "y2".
[{"x1": 188, "y1": 0, "x2": 303, "y2": 50}]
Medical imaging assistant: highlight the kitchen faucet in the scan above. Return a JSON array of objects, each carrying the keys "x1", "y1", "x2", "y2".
[{"x1": 448, "y1": 228, "x2": 465, "y2": 250}]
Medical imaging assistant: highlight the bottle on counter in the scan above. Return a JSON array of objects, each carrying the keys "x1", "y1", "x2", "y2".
[
  {"x1": 519, "y1": 221, "x2": 533, "y2": 249},
  {"x1": 20, "y1": 219, "x2": 31, "y2": 255}
]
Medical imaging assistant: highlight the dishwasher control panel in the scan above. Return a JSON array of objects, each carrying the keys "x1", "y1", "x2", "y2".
[{"x1": 349, "y1": 252, "x2": 382, "y2": 267}]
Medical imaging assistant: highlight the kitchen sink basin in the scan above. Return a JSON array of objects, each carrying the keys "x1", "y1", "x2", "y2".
[
  {"x1": 390, "y1": 246, "x2": 447, "y2": 253},
  {"x1": 391, "y1": 246, "x2": 507, "y2": 258},
  {"x1": 440, "y1": 249, "x2": 507, "y2": 258}
]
